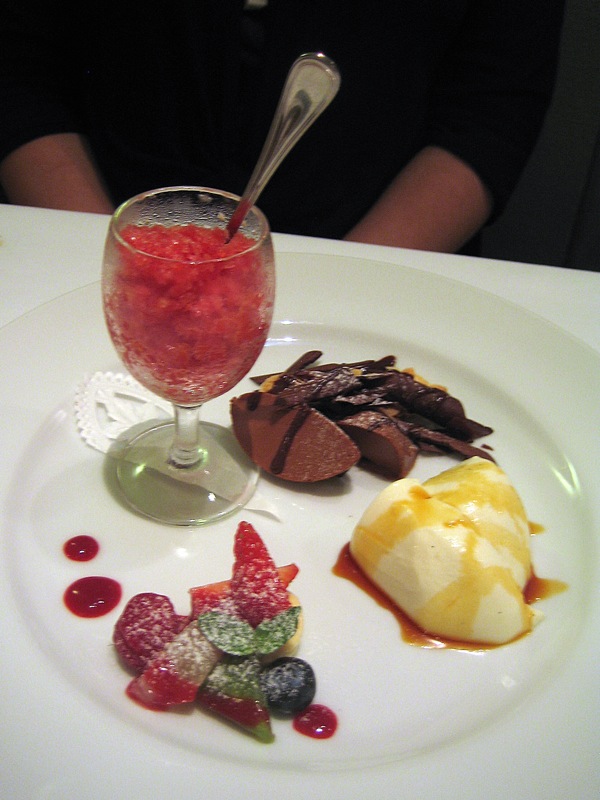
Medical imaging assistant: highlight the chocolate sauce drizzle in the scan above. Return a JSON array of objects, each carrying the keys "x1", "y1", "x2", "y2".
[
  {"x1": 246, "y1": 390, "x2": 261, "y2": 411},
  {"x1": 269, "y1": 405, "x2": 312, "y2": 475}
]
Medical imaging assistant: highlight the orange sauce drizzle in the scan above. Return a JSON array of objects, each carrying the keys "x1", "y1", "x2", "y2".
[
  {"x1": 529, "y1": 521, "x2": 545, "y2": 535},
  {"x1": 332, "y1": 542, "x2": 567, "y2": 651}
]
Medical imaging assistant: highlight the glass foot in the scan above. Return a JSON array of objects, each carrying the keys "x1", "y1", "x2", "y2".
[{"x1": 108, "y1": 420, "x2": 259, "y2": 525}]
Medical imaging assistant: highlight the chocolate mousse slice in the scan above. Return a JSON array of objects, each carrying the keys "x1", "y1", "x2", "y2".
[
  {"x1": 338, "y1": 410, "x2": 418, "y2": 479},
  {"x1": 231, "y1": 392, "x2": 360, "y2": 482}
]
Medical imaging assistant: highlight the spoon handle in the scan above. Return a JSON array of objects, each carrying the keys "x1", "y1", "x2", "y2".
[{"x1": 226, "y1": 52, "x2": 341, "y2": 240}]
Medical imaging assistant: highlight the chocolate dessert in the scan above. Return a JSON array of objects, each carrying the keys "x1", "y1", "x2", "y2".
[
  {"x1": 230, "y1": 351, "x2": 493, "y2": 483},
  {"x1": 337, "y1": 410, "x2": 419, "y2": 478},
  {"x1": 231, "y1": 391, "x2": 360, "y2": 482}
]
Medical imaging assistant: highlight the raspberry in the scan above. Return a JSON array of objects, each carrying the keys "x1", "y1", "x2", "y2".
[{"x1": 113, "y1": 593, "x2": 188, "y2": 673}]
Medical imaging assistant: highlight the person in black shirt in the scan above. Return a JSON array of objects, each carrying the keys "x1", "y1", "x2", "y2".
[{"x1": 0, "y1": 1, "x2": 564, "y2": 253}]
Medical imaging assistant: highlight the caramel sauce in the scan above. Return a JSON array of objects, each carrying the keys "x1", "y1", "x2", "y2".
[
  {"x1": 333, "y1": 543, "x2": 567, "y2": 651},
  {"x1": 529, "y1": 521, "x2": 545, "y2": 535},
  {"x1": 523, "y1": 571, "x2": 568, "y2": 604}
]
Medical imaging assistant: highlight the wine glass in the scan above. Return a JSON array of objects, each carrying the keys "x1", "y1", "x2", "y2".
[{"x1": 102, "y1": 186, "x2": 275, "y2": 525}]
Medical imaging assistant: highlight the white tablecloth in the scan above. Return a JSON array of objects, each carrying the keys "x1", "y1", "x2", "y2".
[{"x1": 1, "y1": 203, "x2": 599, "y2": 353}]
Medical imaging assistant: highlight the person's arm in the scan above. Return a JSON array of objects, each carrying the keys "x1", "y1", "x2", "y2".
[
  {"x1": 344, "y1": 146, "x2": 492, "y2": 252},
  {"x1": 0, "y1": 132, "x2": 114, "y2": 213}
]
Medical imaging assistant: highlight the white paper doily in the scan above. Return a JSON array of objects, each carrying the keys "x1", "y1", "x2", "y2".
[{"x1": 75, "y1": 371, "x2": 172, "y2": 454}]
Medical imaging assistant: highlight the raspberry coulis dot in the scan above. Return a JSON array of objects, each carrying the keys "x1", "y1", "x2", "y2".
[
  {"x1": 64, "y1": 576, "x2": 122, "y2": 618},
  {"x1": 63, "y1": 534, "x2": 99, "y2": 562},
  {"x1": 293, "y1": 704, "x2": 338, "y2": 739}
]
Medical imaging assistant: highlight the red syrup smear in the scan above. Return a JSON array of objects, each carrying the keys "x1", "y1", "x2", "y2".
[
  {"x1": 63, "y1": 534, "x2": 99, "y2": 562},
  {"x1": 293, "y1": 704, "x2": 338, "y2": 740},
  {"x1": 63, "y1": 576, "x2": 122, "y2": 618}
]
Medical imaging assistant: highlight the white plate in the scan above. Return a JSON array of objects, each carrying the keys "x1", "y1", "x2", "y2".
[{"x1": 0, "y1": 252, "x2": 598, "y2": 799}]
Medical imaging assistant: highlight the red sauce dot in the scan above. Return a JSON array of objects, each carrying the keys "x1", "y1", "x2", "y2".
[
  {"x1": 293, "y1": 704, "x2": 337, "y2": 739},
  {"x1": 63, "y1": 535, "x2": 99, "y2": 562},
  {"x1": 63, "y1": 576, "x2": 122, "y2": 618}
]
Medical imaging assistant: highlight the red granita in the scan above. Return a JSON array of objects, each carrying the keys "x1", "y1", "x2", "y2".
[{"x1": 103, "y1": 224, "x2": 274, "y2": 404}]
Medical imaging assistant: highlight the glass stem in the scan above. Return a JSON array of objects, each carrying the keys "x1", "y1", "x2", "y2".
[{"x1": 168, "y1": 404, "x2": 205, "y2": 468}]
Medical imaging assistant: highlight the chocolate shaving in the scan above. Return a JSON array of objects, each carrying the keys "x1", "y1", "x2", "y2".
[
  {"x1": 305, "y1": 355, "x2": 397, "y2": 374},
  {"x1": 389, "y1": 416, "x2": 495, "y2": 462},
  {"x1": 251, "y1": 354, "x2": 396, "y2": 386},
  {"x1": 237, "y1": 351, "x2": 494, "y2": 479},
  {"x1": 251, "y1": 350, "x2": 323, "y2": 385},
  {"x1": 273, "y1": 366, "x2": 362, "y2": 407},
  {"x1": 381, "y1": 370, "x2": 492, "y2": 440}
]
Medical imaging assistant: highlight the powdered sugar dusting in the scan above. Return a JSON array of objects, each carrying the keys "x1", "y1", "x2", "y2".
[
  {"x1": 113, "y1": 593, "x2": 188, "y2": 671},
  {"x1": 190, "y1": 585, "x2": 238, "y2": 619},
  {"x1": 163, "y1": 623, "x2": 220, "y2": 684},
  {"x1": 233, "y1": 563, "x2": 290, "y2": 627},
  {"x1": 232, "y1": 522, "x2": 291, "y2": 627},
  {"x1": 203, "y1": 654, "x2": 263, "y2": 698}
]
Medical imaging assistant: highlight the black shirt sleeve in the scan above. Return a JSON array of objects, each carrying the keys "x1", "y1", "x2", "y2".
[
  {"x1": 0, "y1": 3, "x2": 83, "y2": 160},
  {"x1": 423, "y1": 0, "x2": 565, "y2": 218}
]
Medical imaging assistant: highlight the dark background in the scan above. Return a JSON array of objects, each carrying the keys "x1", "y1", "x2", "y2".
[{"x1": 481, "y1": 0, "x2": 600, "y2": 270}]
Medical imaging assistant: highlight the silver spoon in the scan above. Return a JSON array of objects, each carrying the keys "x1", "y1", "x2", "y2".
[{"x1": 226, "y1": 52, "x2": 341, "y2": 241}]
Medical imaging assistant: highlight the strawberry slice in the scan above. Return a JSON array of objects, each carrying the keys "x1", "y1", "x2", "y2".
[
  {"x1": 196, "y1": 656, "x2": 273, "y2": 743},
  {"x1": 231, "y1": 521, "x2": 292, "y2": 627},
  {"x1": 113, "y1": 592, "x2": 188, "y2": 673},
  {"x1": 189, "y1": 563, "x2": 298, "y2": 618},
  {"x1": 127, "y1": 620, "x2": 221, "y2": 709}
]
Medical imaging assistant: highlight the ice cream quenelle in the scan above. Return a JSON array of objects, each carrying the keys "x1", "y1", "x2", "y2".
[{"x1": 349, "y1": 457, "x2": 542, "y2": 645}]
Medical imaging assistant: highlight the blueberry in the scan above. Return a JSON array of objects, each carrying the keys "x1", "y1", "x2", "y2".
[{"x1": 260, "y1": 657, "x2": 316, "y2": 716}]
